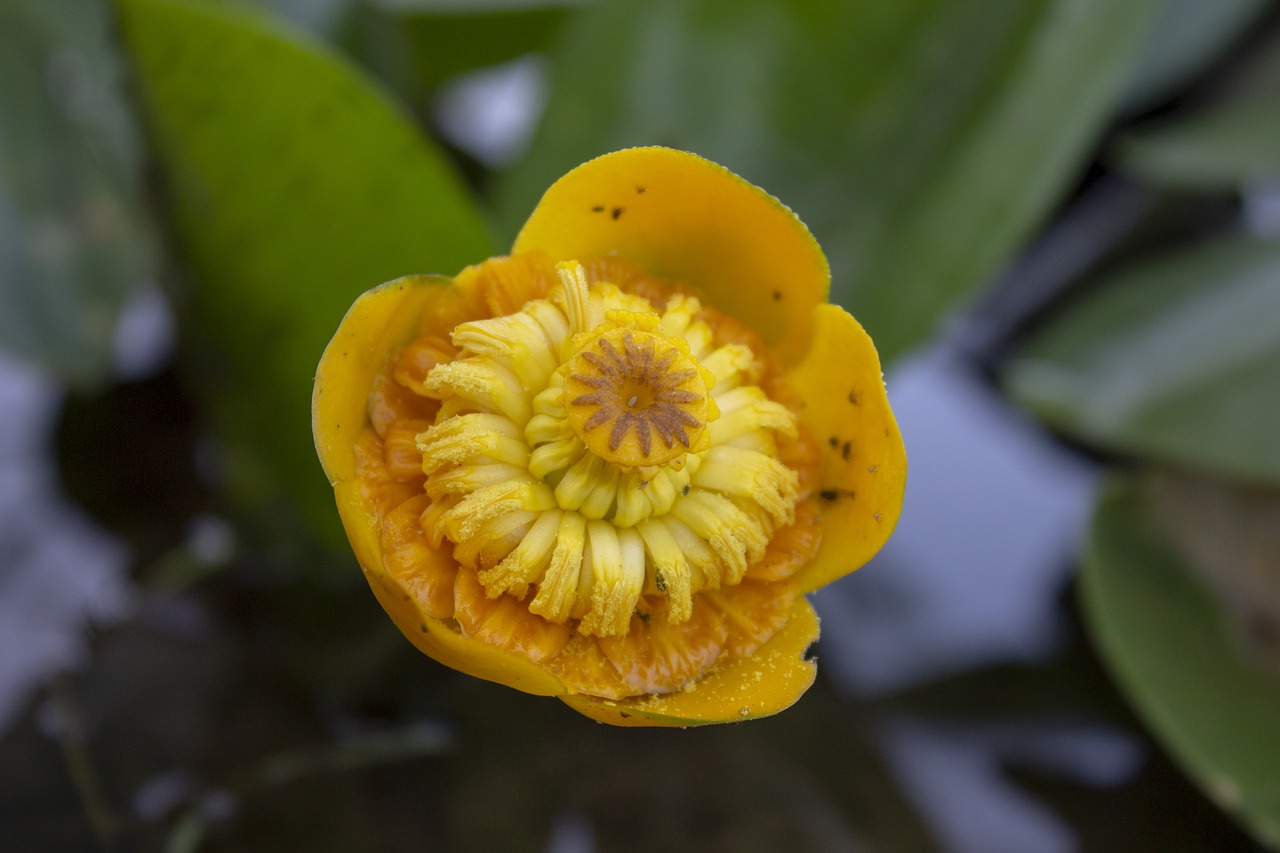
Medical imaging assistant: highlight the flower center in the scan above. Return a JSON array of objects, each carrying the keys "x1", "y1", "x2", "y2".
[
  {"x1": 413, "y1": 258, "x2": 803, "y2": 637},
  {"x1": 564, "y1": 322, "x2": 715, "y2": 470}
]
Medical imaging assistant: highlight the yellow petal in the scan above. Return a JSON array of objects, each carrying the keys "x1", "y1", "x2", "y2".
[
  {"x1": 513, "y1": 147, "x2": 829, "y2": 367},
  {"x1": 313, "y1": 275, "x2": 455, "y2": 485},
  {"x1": 560, "y1": 596, "x2": 819, "y2": 726},
  {"x1": 785, "y1": 304, "x2": 907, "y2": 593}
]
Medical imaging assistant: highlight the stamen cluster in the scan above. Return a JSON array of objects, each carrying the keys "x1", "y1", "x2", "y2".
[{"x1": 415, "y1": 262, "x2": 801, "y2": 638}]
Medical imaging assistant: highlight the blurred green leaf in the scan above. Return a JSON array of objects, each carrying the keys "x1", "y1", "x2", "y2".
[
  {"x1": 1003, "y1": 236, "x2": 1280, "y2": 486},
  {"x1": 395, "y1": 7, "x2": 565, "y2": 92},
  {"x1": 116, "y1": 0, "x2": 494, "y2": 539},
  {"x1": 0, "y1": 0, "x2": 154, "y2": 384},
  {"x1": 1082, "y1": 474, "x2": 1280, "y2": 847},
  {"x1": 229, "y1": 0, "x2": 359, "y2": 38},
  {"x1": 1117, "y1": 29, "x2": 1280, "y2": 189},
  {"x1": 1121, "y1": 0, "x2": 1270, "y2": 110},
  {"x1": 370, "y1": 0, "x2": 586, "y2": 11},
  {"x1": 495, "y1": 0, "x2": 1160, "y2": 363},
  {"x1": 344, "y1": 4, "x2": 567, "y2": 114},
  {"x1": 1147, "y1": 472, "x2": 1280, "y2": 666}
]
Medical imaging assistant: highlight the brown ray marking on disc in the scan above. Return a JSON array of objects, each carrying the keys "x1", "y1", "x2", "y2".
[
  {"x1": 634, "y1": 417, "x2": 652, "y2": 456},
  {"x1": 584, "y1": 406, "x2": 616, "y2": 432},
  {"x1": 658, "y1": 389, "x2": 700, "y2": 404},
  {"x1": 609, "y1": 411, "x2": 636, "y2": 451},
  {"x1": 565, "y1": 327, "x2": 710, "y2": 464}
]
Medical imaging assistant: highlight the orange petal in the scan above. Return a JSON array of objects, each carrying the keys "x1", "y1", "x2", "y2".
[
  {"x1": 745, "y1": 499, "x2": 823, "y2": 582},
  {"x1": 369, "y1": 372, "x2": 435, "y2": 438},
  {"x1": 513, "y1": 147, "x2": 828, "y2": 367},
  {"x1": 597, "y1": 597, "x2": 729, "y2": 694},
  {"x1": 453, "y1": 568, "x2": 571, "y2": 664},
  {"x1": 545, "y1": 634, "x2": 644, "y2": 701},
  {"x1": 785, "y1": 304, "x2": 906, "y2": 593},
  {"x1": 561, "y1": 597, "x2": 819, "y2": 726},
  {"x1": 392, "y1": 335, "x2": 457, "y2": 397},
  {"x1": 457, "y1": 252, "x2": 559, "y2": 317},
  {"x1": 354, "y1": 431, "x2": 420, "y2": 519},
  {"x1": 381, "y1": 494, "x2": 457, "y2": 620},
  {"x1": 704, "y1": 581, "x2": 797, "y2": 661},
  {"x1": 382, "y1": 419, "x2": 431, "y2": 482}
]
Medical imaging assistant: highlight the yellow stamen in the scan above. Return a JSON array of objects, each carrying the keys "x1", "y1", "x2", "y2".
[
  {"x1": 399, "y1": 256, "x2": 808, "y2": 640},
  {"x1": 636, "y1": 518, "x2": 693, "y2": 622},
  {"x1": 671, "y1": 489, "x2": 769, "y2": 585},
  {"x1": 416, "y1": 413, "x2": 528, "y2": 472},
  {"x1": 577, "y1": 521, "x2": 643, "y2": 637},
  {"x1": 479, "y1": 508, "x2": 563, "y2": 597},
  {"x1": 425, "y1": 359, "x2": 532, "y2": 425},
  {"x1": 556, "y1": 261, "x2": 592, "y2": 338},
  {"x1": 529, "y1": 511, "x2": 587, "y2": 622},
  {"x1": 693, "y1": 445, "x2": 799, "y2": 527}
]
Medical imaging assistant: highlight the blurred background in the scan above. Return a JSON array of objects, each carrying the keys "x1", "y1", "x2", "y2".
[{"x1": 2, "y1": 0, "x2": 1279, "y2": 850}]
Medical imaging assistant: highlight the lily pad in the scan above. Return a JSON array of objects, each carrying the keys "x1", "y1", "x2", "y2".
[
  {"x1": 115, "y1": 0, "x2": 493, "y2": 538},
  {"x1": 1082, "y1": 474, "x2": 1280, "y2": 847},
  {"x1": 1003, "y1": 235, "x2": 1280, "y2": 487}
]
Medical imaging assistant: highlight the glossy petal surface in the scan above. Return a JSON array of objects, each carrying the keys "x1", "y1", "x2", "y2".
[
  {"x1": 514, "y1": 147, "x2": 829, "y2": 366},
  {"x1": 785, "y1": 304, "x2": 906, "y2": 593}
]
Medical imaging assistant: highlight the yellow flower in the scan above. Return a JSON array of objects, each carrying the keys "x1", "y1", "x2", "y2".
[{"x1": 312, "y1": 148, "x2": 905, "y2": 726}]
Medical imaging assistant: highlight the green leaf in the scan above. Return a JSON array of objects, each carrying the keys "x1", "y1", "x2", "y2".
[
  {"x1": 1003, "y1": 235, "x2": 1280, "y2": 487},
  {"x1": 0, "y1": 0, "x2": 154, "y2": 384},
  {"x1": 1121, "y1": 0, "x2": 1269, "y2": 110},
  {"x1": 1082, "y1": 473, "x2": 1280, "y2": 847},
  {"x1": 348, "y1": 3, "x2": 569, "y2": 106},
  {"x1": 1117, "y1": 32, "x2": 1280, "y2": 189},
  {"x1": 370, "y1": 0, "x2": 586, "y2": 11},
  {"x1": 116, "y1": 0, "x2": 494, "y2": 538},
  {"x1": 494, "y1": 0, "x2": 1160, "y2": 363}
]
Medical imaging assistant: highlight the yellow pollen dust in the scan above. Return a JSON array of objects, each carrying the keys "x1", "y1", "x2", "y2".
[{"x1": 563, "y1": 321, "x2": 718, "y2": 470}]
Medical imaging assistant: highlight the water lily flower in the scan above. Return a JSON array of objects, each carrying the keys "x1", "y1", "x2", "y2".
[{"x1": 313, "y1": 148, "x2": 905, "y2": 726}]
